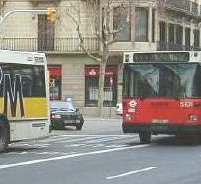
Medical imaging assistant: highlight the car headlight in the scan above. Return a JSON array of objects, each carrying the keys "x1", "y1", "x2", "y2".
[{"x1": 52, "y1": 114, "x2": 61, "y2": 119}]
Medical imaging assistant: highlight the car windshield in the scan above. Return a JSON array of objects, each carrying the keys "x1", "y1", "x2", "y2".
[{"x1": 50, "y1": 101, "x2": 75, "y2": 111}]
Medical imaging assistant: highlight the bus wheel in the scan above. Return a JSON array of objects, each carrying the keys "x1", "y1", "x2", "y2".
[
  {"x1": 139, "y1": 132, "x2": 151, "y2": 144},
  {"x1": 0, "y1": 123, "x2": 9, "y2": 152}
]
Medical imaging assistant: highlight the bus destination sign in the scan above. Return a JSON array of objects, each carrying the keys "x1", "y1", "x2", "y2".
[{"x1": 133, "y1": 52, "x2": 190, "y2": 63}]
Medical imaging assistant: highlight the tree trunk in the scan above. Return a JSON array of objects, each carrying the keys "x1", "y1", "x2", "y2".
[
  {"x1": 98, "y1": 61, "x2": 106, "y2": 117},
  {"x1": 98, "y1": 44, "x2": 109, "y2": 117}
]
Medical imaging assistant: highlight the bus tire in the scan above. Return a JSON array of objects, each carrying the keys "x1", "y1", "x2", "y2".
[
  {"x1": 139, "y1": 132, "x2": 151, "y2": 144},
  {"x1": 0, "y1": 122, "x2": 9, "y2": 152}
]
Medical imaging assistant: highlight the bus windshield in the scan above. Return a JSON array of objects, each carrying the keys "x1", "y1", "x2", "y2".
[{"x1": 123, "y1": 63, "x2": 201, "y2": 98}]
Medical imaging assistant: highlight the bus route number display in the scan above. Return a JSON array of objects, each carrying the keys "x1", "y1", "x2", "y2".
[{"x1": 133, "y1": 52, "x2": 190, "y2": 63}]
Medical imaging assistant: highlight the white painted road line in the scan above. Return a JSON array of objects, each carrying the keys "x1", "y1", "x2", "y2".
[
  {"x1": 106, "y1": 167, "x2": 157, "y2": 180},
  {"x1": 39, "y1": 135, "x2": 137, "y2": 143},
  {"x1": 0, "y1": 144, "x2": 149, "y2": 170},
  {"x1": 54, "y1": 134, "x2": 136, "y2": 137},
  {"x1": 59, "y1": 136, "x2": 99, "y2": 143},
  {"x1": 85, "y1": 136, "x2": 129, "y2": 144}
]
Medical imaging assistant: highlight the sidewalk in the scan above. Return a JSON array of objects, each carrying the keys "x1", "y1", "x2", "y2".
[
  {"x1": 84, "y1": 115, "x2": 122, "y2": 121},
  {"x1": 81, "y1": 115, "x2": 123, "y2": 135}
]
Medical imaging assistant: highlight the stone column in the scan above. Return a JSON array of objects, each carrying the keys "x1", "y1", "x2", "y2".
[
  {"x1": 130, "y1": 6, "x2": 135, "y2": 42},
  {"x1": 154, "y1": 9, "x2": 159, "y2": 43},
  {"x1": 166, "y1": 22, "x2": 169, "y2": 44},
  {"x1": 199, "y1": 22, "x2": 201, "y2": 48},
  {"x1": 190, "y1": 19, "x2": 194, "y2": 48},
  {"x1": 148, "y1": 6, "x2": 152, "y2": 43},
  {"x1": 182, "y1": 17, "x2": 185, "y2": 47}
]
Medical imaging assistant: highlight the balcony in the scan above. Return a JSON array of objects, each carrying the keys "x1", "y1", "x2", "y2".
[
  {"x1": 29, "y1": 0, "x2": 61, "y2": 3},
  {"x1": 165, "y1": 0, "x2": 190, "y2": 11},
  {"x1": 164, "y1": 0, "x2": 200, "y2": 16},
  {"x1": 157, "y1": 41, "x2": 201, "y2": 51},
  {"x1": 0, "y1": 37, "x2": 100, "y2": 53}
]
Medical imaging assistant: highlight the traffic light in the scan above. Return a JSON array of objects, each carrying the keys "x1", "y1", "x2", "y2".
[{"x1": 47, "y1": 7, "x2": 56, "y2": 22}]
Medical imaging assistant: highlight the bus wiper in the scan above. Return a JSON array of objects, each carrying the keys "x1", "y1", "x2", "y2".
[
  {"x1": 172, "y1": 97, "x2": 180, "y2": 100},
  {"x1": 170, "y1": 95, "x2": 181, "y2": 100},
  {"x1": 138, "y1": 96, "x2": 152, "y2": 100}
]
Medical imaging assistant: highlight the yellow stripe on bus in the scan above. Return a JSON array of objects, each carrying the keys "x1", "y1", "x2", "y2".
[{"x1": 0, "y1": 98, "x2": 48, "y2": 119}]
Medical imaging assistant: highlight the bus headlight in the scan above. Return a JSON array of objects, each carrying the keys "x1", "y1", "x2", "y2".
[
  {"x1": 188, "y1": 114, "x2": 198, "y2": 121},
  {"x1": 125, "y1": 114, "x2": 133, "y2": 120}
]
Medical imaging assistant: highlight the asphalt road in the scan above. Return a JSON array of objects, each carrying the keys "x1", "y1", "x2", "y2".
[{"x1": 1, "y1": 117, "x2": 201, "y2": 184}]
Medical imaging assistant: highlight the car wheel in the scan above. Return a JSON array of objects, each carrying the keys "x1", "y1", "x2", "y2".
[{"x1": 76, "y1": 124, "x2": 82, "y2": 130}]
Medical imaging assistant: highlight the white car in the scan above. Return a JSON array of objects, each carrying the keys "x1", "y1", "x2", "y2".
[{"x1": 116, "y1": 103, "x2": 123, "y2": 116}]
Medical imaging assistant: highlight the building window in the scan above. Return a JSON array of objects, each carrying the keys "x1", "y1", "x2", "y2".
[
  {"x1": 168, "y1": 23, "x2": 175, "y2": 44},
  {"x1": 38, "y1": 14, "x2": 55, "y2": 51},
  {"x1": 194, "y1": 29, "x2": 200, "y2": 48},
  {"x1": 48, "y1": 65, "x2": 62, "y2": 100},
  {"x1": 135, "y1": 7, "x2": 148, "y2": 42},
  {"x1": 85, "y1": 65, "x2": 117, "y2": 107},
  {"x1": 185, "y1": 27, "x2": 190, "y2": 49},
  {"x1": 176, "y1": 25, "x2": 183, "y2": 45},
  {"x1": 159, "y1": 21, "x2": 167, "y2": 42},
  {"x1": 192, "y1": 2, "x2": 198, "y2": 14},
  {"x1": 113, "y1": 6, "x2": 131, "y2": 41}
]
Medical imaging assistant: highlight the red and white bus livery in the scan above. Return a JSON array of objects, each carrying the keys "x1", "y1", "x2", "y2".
[{"x1": 122, "y1": 51, "x2": 201, "y2": 143}]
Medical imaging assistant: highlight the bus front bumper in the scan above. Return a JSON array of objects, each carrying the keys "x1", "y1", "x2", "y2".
[{"x1": 122, "y1": 123, "x2": 201, "y2": 135}]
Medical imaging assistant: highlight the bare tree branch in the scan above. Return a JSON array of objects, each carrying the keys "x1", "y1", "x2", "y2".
[{"x1": 62, "y1": 0, "x2": 130, "y2": 116}]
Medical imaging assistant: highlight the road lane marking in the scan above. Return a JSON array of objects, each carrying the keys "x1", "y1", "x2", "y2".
[
  {"x1": 106, "y1": 167, "x2": 157, "y2": 180},
  {"x1": 13, "y1": 135, "x2": 137, "y2": 146},
  {"x1": 10, "y1": 143, "x2": 50, "y2": 148},
  {"x1": 0, "y1": 144, "x2": 149, "y2": 170},
  {"x1": 4, "y1": 151, "x2": 77, "y2": 156},
  {"x1": 53, "y1": 135, "x2": 136, "y2": 137},
  {"x1": 85, "y1": 136, "x2": 129, "y2": 143},
  {"x1": 59, "y1": 136, "x2": 99, "y2": 143},
  {"x1": 39, "y1": 135, "x2": 137, "y2": 143}
]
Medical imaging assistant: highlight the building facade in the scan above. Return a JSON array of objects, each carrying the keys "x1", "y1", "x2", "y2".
[{"x1": 0, "y1": 0, "x2": 201, "y2": 116}]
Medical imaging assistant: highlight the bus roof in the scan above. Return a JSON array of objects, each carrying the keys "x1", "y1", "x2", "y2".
[
  {"x1": 123, "y1": 51, "x2": 201, "y2": 63},
  {"x1": 0, "y1": 50, "x2": 46, "y2": 65}
]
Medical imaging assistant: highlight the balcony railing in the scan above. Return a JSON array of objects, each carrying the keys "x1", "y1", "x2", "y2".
[
  {"x1": 0, "y1": 37, "x2": 100, "y2": 53},
  {"x1": 157, "y1": 41, "x2": 201, "y2": 51},
  {"x1": 164, "y1": 0, "x2": 200, "y2": 15},
  {"x1": 165, "y1": 0, "x2": 191, "y2": 12}
]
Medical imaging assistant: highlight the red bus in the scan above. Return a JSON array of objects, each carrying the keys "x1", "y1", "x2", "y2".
[{"x1": 122, "y1": 51, "x2": 201, "y2": 144}]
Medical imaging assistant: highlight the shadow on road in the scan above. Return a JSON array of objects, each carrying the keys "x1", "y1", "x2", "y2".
[
  {"x1": 152, "y1": 135, "x2": 201, "y2": 146},
  {"x1": 123, "y1": 134, "x2": 201, "y2": 147},
  {"x1": 5, "y1": 147, "x2": 39, "y2": 153}
]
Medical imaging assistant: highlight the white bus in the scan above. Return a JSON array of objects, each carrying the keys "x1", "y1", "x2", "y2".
[{"x1": 0, "y1": 50, "x2": 50, "y2": 152}]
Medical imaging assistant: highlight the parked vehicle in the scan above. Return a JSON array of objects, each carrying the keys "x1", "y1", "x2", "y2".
[{"x1": 50, "y1": 100, "x2": 84, "y2": 130}]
